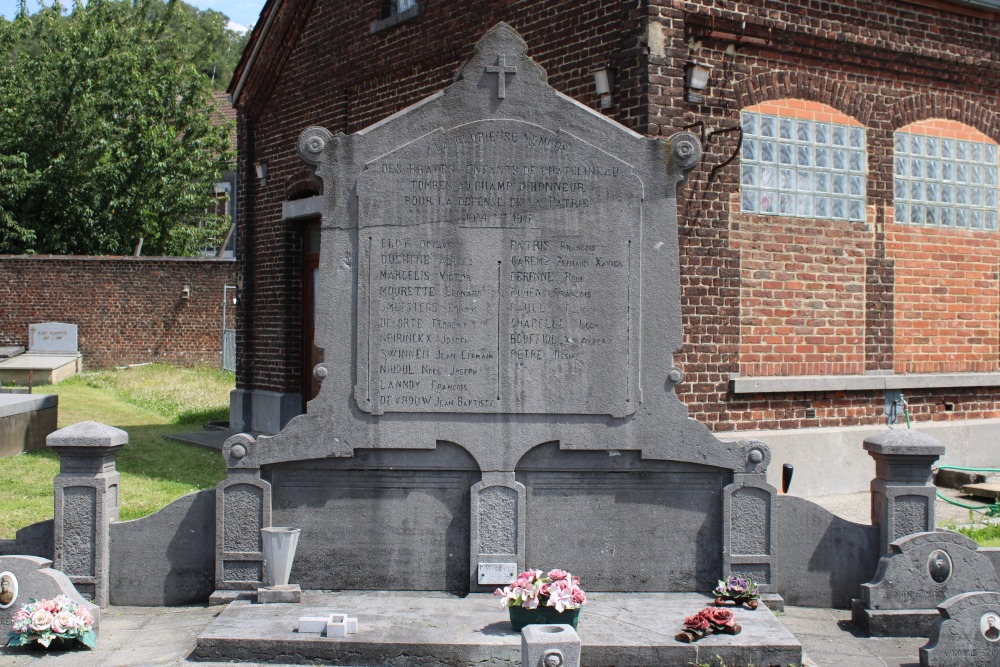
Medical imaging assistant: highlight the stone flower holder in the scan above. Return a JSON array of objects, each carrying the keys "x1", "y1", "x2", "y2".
[{"x1": 258, "y1": 527, "x2": 301, "y2": 603}]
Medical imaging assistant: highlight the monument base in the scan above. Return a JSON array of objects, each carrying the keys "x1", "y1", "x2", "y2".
[
  {"x1": 194, "y1": 591, "x2": 801, "y2": 666},
  {"x1": 257, "y1": 584, "x2": 301, "y2": 604},
  {"x1": 851, "y1": 598, "x2": 939, "y2": 637}
]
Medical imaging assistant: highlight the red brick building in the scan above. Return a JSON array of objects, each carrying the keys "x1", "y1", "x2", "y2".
[{"x1": 228, "y1": 0, "x2": 1000, "y2": 491}]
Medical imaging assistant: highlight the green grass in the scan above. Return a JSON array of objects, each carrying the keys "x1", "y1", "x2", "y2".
[
  {"x1": 958, "y1": 523, "x2": 1000, "y2": 547},
  {"x1": 1, "y1": 365, "x2": 231, "y2": 539}
]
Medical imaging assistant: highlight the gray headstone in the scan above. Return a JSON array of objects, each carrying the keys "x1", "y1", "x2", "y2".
[
  {"x1": 853, "y1": 531, "x2": 1000, "y2": 636},
  {"x1": 921, "y1": 592, "x2": 1000, "y2": 667},
  {"x1": 28, "y1": 322, "x2": 78, "y2": 354},
  {"x1": 0, "y1": 555, "x2": 100, "y2": 636}
]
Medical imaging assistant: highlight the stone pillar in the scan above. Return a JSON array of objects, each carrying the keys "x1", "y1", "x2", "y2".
[
  {"x1": 723, "y1": 440, "x2": 778, "y2": 594},
  {"x1": 864, "y1": 429, "x2": 945, "y2": 555},
  {"x1": 48, "y1": 421, "x2": 127, "y2": 607},
  {"x1": 215, "y1": 434, "x2": 272, "y2": 593}
]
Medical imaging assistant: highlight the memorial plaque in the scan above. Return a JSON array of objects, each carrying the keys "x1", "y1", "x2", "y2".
[
  {"x1": 215, "y1": 23, "x2": 776, "y2": 602},
  {"x1": 356, "y1": 121, "x2": 641, "y2": 417},
  {"x1": 28, "y1": 322, "x2": 78, "y2": 354}
]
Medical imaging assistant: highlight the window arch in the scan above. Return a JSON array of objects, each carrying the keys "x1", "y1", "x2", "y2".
[
  {"x1": 741, "y1": 100, "x2": 866, "y2": 222},
  {"x1": 893, "y1": 120, "x2": 999, "y2": 231}
]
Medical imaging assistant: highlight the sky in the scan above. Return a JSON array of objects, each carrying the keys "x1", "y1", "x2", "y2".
[{"x1": 0, "y1": 0, "x2": 263, "y2": 32}]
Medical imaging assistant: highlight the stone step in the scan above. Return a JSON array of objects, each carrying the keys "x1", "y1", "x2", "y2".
[{"x1": 193, "y1": 591, "x2": 801, "y2": 667}]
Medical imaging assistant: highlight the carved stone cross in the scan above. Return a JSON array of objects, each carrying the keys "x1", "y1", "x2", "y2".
[{"x1": 485, "y1": 54, "x2": 517, "y2": 99}]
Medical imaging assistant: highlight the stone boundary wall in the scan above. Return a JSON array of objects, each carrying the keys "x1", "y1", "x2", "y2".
[{"x1": 0, "y1": 256, "x2": 236, "y2": 369}]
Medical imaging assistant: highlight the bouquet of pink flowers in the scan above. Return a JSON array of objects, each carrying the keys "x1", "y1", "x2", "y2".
[
  {"x1": 494, "y1": 568, "x2": 587, "y2": 612},
  {"x1": 6, "y1": 595, "x2": 95, "y2": 649}
]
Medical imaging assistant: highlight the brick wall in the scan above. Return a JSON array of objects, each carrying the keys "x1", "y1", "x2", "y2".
[
  {"x1": 646, "y1": 0, "x2": 1000, "y2": 431},
  {"x1": 0, "y1": 256, "x2": 236, "y2": 369},
  {"x1": 233, "y1": 0, "x2": 1000, "y2": 431}
]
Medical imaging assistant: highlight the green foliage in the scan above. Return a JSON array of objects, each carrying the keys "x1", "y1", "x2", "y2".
[
  {"x1": 958, "y1": 522, "x2": 1000, "y2": 547},
  {"x1": 161, "y1": 1, "x2": 249, "y2": 90},
  {"x1": 0, "y1": 0, "x2": 235, "y2": 256}
]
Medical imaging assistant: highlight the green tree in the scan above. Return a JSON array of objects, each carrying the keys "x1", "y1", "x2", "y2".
[{"x1": 0, "y1": 0, "x2": 234, "y2": 256}]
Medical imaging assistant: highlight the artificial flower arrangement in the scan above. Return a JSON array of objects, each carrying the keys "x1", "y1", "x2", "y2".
[
  {"x1": 712, "y1": 575, "x2": 761, "y2": 609},
  {"x1": 675, "y1": 606, "x2": 742, "y2": 643},
  {"x1": 495, "y1": 569, "x2": 587, "y2": 631},
  {"x1": 495, "y1": 568, "x2": 587, "y2": 611},
  {"x1": 6, "y1": 595, "x2": 95, "y2": 649}
]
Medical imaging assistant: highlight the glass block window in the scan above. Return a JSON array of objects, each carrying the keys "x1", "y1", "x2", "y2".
[
  {"x1": 893, "y1": 131, "x2": 999, "y2": 231},
  {"x1": 741, "y1": 110, "x2": 866, "y2": 221}
]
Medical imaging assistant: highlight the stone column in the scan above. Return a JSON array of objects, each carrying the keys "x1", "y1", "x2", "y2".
[
  {"x1": 864, "y1": 429, "x2": 945, "y2": 555},
  {"x1": 48, "y1": 421, "x2": 127, "y2": 607}
]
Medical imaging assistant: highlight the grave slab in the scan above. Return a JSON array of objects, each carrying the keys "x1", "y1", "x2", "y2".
[
  {"x1": 0, "y1": 353, "x2": 82, "y2": 385},
  {"x1": 193, "y1": 591, "x2": 801, "y2": 666},
  {"x1": 0, "y1": 393, "x2": 57, "y2": 458}
]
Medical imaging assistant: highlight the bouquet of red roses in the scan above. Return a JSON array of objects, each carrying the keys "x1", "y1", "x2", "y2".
[{"x1": 675, "y1": 606, "x2": 742, "y2": 642}]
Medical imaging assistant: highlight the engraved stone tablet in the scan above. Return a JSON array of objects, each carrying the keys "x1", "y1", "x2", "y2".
[
  {"x1": 478, "y1": 562, "x2": 517, "y2": 585},
  {"x1": 355, "y1": 121, "x2": 640, "y2": 417},
  {"x1": 29, "y1": 322, "x2": 78, "y2": 354}
]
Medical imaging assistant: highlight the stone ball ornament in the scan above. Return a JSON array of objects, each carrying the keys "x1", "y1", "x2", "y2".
[
  {"x1": 738, "y1": 439, "x2": 771, "y2": 472},
  {"x1": 313, "y1": 364, "x2": 329, "y2": 381},
  {"x1": 670, "y1": 131, "x2": 703, "y2": 171},
  {"x1": 298, "y1": 126, "x2": 334, "y2": 164},
  {"x1": 223, "y1": 433, "x2": 255, "y2": 463}
]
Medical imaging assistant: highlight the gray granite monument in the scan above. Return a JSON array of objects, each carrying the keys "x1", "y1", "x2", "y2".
[
  {"x1": 921, "y1": 591, "x2": 1000, "y2": 667},
  {"x1": 215, "y1": 22, "x2": 778, "y2": 597},
  {"x1": 853, "y1": 530, "x2": 1000, "y2": 637},
  {"x1": 0, "y1": 555, "x2": 100, "y2": 636}
]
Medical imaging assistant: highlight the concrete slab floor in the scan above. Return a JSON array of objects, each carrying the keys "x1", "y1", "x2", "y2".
[{"x1": 0, "y1": 602, "x2": 931, "y2": 667}]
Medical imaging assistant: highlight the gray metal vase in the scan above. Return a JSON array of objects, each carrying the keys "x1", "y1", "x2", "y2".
[{"x1": 261, "y1": 527, "x2": 301, "y2": 587}]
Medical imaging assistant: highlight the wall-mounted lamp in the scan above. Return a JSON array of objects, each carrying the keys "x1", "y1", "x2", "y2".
[
  {"x1": 685, "y1": 61, "x2": 714, "y2": 104},
  {"x1": 592, "y1": 66, "x2": 614, "y2": 110},
  {"x1": 254, "y1": 161, "x2": 268, "y2": 184},
  {"x1": 181, "y1": 285, "x2": 191, "y2": 300}
]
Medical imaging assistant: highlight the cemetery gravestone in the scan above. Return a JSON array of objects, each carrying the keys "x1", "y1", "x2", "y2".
[
  {"x1": 853, "y1": 531, "x2": 1000, "y2": 636},
  {"x1": 921, "y1": 591, "x2": 1000, "y2": 667},
  {"x1": 0, "y1": 555, "x2": 100, "y2": 636},
  {"x1": 215, "y1": 22, "x2": 778, "y2": 598},
  {"x1": 28, "y1": 323, "x2": 78, "y2": 354}
]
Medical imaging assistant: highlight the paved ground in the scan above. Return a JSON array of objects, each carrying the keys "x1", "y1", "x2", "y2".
[{"x1": 0, "y1": 490, "x2": 981, "y2": 667}]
